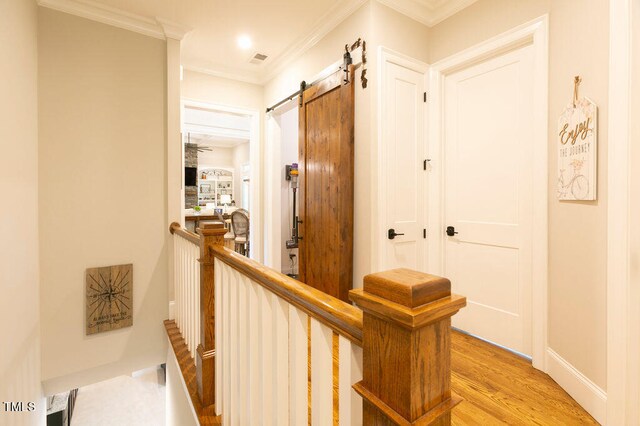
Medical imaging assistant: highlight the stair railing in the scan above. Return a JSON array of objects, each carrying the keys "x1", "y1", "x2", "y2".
[{"x1": 169, "y1": 221, "x2": 466, "y2": 425}]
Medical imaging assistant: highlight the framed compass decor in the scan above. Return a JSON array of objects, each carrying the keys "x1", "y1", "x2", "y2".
[{"x1": 85, "y1": 263, "x2": 133, "y2": 335}]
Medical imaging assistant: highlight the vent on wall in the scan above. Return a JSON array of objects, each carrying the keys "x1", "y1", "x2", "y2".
[{"x1": 249, "y1": 53, "x2": 268, "y2": 65}]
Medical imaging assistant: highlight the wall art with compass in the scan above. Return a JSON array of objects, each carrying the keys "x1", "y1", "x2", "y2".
[{"x1": 85, "y1": 263, "x2": 133, "y2": 335}]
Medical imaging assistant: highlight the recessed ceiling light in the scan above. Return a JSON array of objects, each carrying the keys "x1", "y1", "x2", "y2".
[{"x1": 237, "y1": 35, "x2": 252, "y2": 50}]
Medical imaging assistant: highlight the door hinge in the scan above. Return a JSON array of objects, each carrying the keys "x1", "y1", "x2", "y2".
[
  {"x1": 423, "y1": 92, "x2": 427, "y2": 102},
  {"x1": 423, "y1": 229, "x2": 427, "y2": 239},
  {"x1": 423, "y1": 159, "x2": 431, "y2": 170}
]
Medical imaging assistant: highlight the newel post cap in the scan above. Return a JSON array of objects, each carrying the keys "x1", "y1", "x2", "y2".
[
  {"x1": 349, "y1": 268, "x2": 466, "y2": 329},
  {"x1": 197, "y1": 222, "x2": 227, "y2": 238}
]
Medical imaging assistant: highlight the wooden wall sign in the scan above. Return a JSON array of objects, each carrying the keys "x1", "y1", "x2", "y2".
[
  {"x1": 557, "y1": 77, "x2": 598, "y2": 200},
  {"x1": 86, "y1": 264, "x2": 133, "y2": 335}
]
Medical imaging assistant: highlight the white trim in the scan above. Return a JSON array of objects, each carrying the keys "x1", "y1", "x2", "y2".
[
  {"x1": 427, "y1": 16, "x2": 549, "y2": 370},
  {"x1": 262, "y1": 0, "x2": 368, "y2": 84},
  {"x1": 607, "y1": 1, "x2": 635, "y2": 425},
  {"x1": 181, "y1": 65, "x2": 262, "y2": 86},
  {"x1": 181, "y1": 99, "x2": 263, "y2": 263},
  {"x1": 374, "y1": 47, "x2": 429, "y2": 273},
  {"x1": 546, "y1": 348, "x2": 607, "y2": 424},
  {"x1": 155, "y1": 17, "x2": 192, "y2": 41},
  {"x1": 167, "y1": 340, "x2": 200, "y2": 425},
  {"x1": 375, "y1": 0, "x2": 478, "y2": 27},
  {"x1": 37, "y1": 0, "x2": 191, "y2": 41}
]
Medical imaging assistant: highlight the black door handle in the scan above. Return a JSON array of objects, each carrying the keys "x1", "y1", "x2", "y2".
[
  {"x1": 446, "y1": 226, "x2": 458, "y2": 236},
  {"x1": 388, "y1": 229, "x2": 404, "y2": 240}
]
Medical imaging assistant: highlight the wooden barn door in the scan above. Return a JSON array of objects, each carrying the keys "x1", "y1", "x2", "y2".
[{"x1": 298, "y1": 65, "x2": 355, "y2": 301}]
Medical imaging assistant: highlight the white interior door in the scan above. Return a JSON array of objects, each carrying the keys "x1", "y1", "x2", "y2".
[
  {"x1": 380, "y1": 58, "x2": 427, "y2": 272},
  {"x1": 443, "y1": 45, "x2": 534, "y2": 356}
]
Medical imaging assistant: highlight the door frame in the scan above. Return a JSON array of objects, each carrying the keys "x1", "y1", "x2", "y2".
[
  {"x1": 180, "y1": 98, "x2": 263, "y2": 262},
  {"x1": 374, "y1": 47, "x2": 429, "y2": 272},
  {"x1": 607, "y1": 0, "x2": 638, "y2": 424},
  {"x1": 427, "y1": 16, "x2": 549, "y2": 369}
]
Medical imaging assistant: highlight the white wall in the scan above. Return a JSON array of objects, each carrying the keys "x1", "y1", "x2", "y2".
[
  {"x1": 232, "y1": 143, "x2": 250, "y2": 209},
  {"x1": 277, "y1": 106, "x2": 299, "y2": 274},
  {"x1": 0, "y1": 0, "x2": 44, "y2": 423},
  {"x1": 38, "y1": 8, "x2": 168, "y2": 395},
  {"x1": 165, "y1": 347, "x2": 198, "y2": 426}
]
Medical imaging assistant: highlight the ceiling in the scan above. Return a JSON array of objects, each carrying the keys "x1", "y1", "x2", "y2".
[{"x1": 39, "y1": 0, "x2": 476, "y2": 84}]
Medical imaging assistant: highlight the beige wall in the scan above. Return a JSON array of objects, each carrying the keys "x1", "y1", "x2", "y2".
[
  {"x1": 0, "y1": 0, "x2": 44, "y2": 423},
  {"x1": 429, "y1": 0, "x2": 608, "y2": 390},
  {"x1": 38, "y1": 9, "x2": 168, "y2": 394},
  {"x1": 198, "y1": 146, "x2": 234, "y2": 169}
]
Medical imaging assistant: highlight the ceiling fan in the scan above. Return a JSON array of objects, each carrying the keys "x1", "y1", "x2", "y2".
[{"x1": 185, "y1": 132, "x2": 213, "y2": 152}]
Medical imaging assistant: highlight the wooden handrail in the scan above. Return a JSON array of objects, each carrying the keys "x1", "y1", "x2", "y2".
[
  {"x1": 169, "y1": 221, "x2": 201, "y2": 245},
  {"x1": 211, "y1": 245, "x2": 364, "y2": 346}
]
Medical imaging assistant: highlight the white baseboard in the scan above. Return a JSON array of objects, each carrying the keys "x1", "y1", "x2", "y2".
[
  {"x1": 546, "y1": 348, "x2": 606, "y2": 424},
  {"x1": 169, "y1": 301, "x2": 175, "y2": 320}
]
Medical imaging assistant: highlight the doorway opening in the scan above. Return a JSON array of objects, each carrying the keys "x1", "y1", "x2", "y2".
[
  {"x1": 265, "y1": 100, "x2": 299, "y2": 277},
  {"x1": 181, "y1": 99, "x2": 261, "y2": 260}
]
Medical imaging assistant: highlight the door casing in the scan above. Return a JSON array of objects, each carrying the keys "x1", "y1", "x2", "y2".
[{"x1": 427, "y1": 16, "x2": 549, "y2": 370}]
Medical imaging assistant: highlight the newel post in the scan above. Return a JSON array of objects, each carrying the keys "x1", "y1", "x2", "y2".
[
  {"x1": 196, "y1": 222, "x2": 226, "y2": 407},
  {"x1": 349, "y1": 268, "x2": 467, "y2": 425}
]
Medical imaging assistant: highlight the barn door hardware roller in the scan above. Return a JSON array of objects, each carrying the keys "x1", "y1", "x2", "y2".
[{"x1": 265, "y1": 38, "x2": 368, "y2": 113}]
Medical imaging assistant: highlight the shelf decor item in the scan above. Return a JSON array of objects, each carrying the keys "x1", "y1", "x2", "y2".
[
  {"x1": 85, "y1": 264, "x2": 133, "y2": 335},
  {"x1": 557, "y1": 76, "x2": 597, "y2": 201},
  {"x1": 200, "y1": 184, "x2": 211, "y2": 193}
]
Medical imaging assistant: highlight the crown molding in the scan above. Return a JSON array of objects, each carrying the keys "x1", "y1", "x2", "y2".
[
  {"x1": 261, "y1": 0, "x2": 369, "y2": 84},
  {"x1": 376, "y1": 0, "x2": 478, "y2": 27},
  {"x1": 182, "y1": 65, "x2": 263, "y2": 86},
  {"x1": 37, "y1": 0, "x2": 190, "y2": 41},
  {"x1": 156, "y1": 17, "x2": 192, "y2": 41}
]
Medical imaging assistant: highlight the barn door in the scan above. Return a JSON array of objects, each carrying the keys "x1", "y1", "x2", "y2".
[{"x1": 298, "y1": 65, "x2": 355, "y2": 301}]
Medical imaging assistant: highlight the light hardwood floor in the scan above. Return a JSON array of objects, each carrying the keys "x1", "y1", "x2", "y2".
[{"x1": 451, "y1": 330, "x2": 598, "y2": 425}]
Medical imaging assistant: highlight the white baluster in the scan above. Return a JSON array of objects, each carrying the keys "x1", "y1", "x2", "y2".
[
  {"x1": 259, "y1": 284, "x2": 273, "y2": 426},
  {"x1": 248, "y1": 280, "x2": 261, "y2": 423},
  {"x1": 272, "y1": 294, "x2": 289, "y2": 426},
  {"x1": 214, "y1": 259, "x2": 223, "y2": 416},
  {"x1": 222, "y1": 264, "x2": 231, "y2": 424},
  {"x1": 238, "y1": 275, "x2": 249, "y2": 425},
  {"x1": 289, "y1": 306, "x2": 309, "y2": 426},
  {"x1": 229, "y1": 269, "x2": 240, "y2": 426},
  {"x1": 339, "y1": 336, "x2": 363, "y2": 425},
  {"x1": 188, "y1": 239, "x2": 192, "y2": 351},
  {"x1": 311, "y1": 318, "x2": 333, "y2": 426},
  {"x1": 196, "y1": 244, "x2": 201, "y2": 349}
]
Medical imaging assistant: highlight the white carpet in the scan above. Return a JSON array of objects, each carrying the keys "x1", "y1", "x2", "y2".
[{"x1": 71, "y1": 366, "x2": 165, "y2": 426}]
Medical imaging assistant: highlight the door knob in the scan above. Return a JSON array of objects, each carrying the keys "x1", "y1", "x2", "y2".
[
  {"x1": 388, "y1": 229, "x2": 404, "y2": 240},
  {"x1": 446, "y1": 226, "x2": 458, "y2": 236}
]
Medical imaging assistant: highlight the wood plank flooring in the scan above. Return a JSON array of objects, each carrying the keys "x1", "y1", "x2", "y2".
[
  {"x1": 167, "y1": 318, "x2": 597, "y2": 425},
  {"x1": 451, "y1": 330, "x2": 598, "y2": 425}
]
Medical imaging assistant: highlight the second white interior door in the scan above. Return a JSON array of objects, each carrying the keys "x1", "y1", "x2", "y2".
[
  {"x1": 443, "y1": 45, "x2": 534, "y2": 356},
  {"x1": 381, "y1": 56, "x2": 427, "y2": 272}
]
